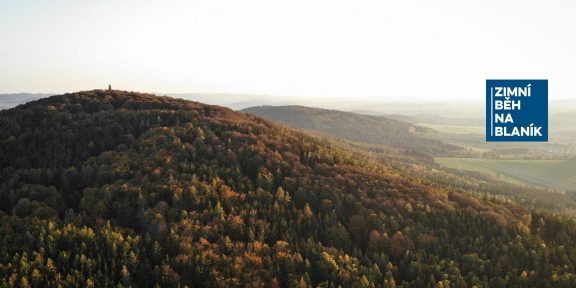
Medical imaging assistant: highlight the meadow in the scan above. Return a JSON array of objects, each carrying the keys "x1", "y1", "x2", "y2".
[{"x1": 436, "y1": 157, "x2": 576, "y2": 192}]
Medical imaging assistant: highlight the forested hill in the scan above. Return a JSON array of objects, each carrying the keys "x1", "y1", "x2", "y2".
[
  {"x1": 1, "y1": 90, "x2": 576, "y2": 287},
  {"x1": 242, "y1": 105, "x2": 465, "y2": 156}
]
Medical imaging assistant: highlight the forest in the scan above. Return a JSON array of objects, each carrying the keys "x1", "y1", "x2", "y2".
[
  {"x1": 1, "y1": 90, "x2": 576, "y2": 287},
  {"x1": 241, "y1": 105, "x2": 466, "y2": 156}
]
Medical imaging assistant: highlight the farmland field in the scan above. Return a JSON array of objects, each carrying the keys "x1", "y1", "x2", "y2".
[
  {"x1": 419, "y1": 122, "x2": 576, "y2": 158},
  {"x1": 436, "y1": 157, "x2": 576, "y2": 192}
]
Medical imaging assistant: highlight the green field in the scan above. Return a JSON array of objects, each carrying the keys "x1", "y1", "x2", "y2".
[
  {"x1": 436, "y1": 158, "x2": 576, "y2": 192},
  {"x1": 419, "y1": 122, "x2": 576, "y2": 158}
]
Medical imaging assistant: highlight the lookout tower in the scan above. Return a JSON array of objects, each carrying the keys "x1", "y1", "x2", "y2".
[{"x1": 108, "y1": 84, "x2": 112, "y2": 90}]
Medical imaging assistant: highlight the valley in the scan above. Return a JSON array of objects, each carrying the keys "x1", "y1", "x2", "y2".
[{"x1": 436, "y1": 158, "x2": 576, "y2": 192}]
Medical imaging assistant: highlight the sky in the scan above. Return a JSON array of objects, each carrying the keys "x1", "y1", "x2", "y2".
[{"x1": 0, "y1": 0, "x2": 574, "y2": 101}]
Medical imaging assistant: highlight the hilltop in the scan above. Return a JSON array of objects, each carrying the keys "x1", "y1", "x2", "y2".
[{"x1": 1, "y1": 90, "x2": 576, "y2": 287}]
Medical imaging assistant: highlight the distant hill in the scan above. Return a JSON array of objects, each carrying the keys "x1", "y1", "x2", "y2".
[
  {"x1": 0, "y1": 93, "x2": 53, "y2": 110},
  {"x1": 2, "y1": 90, "x2": 576, "y2": 287},
  {"x1": 242, "y1": 105, "x2": 465, "y2": 156}
]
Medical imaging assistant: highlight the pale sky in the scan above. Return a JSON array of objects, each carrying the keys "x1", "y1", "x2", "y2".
[{"x1": 0, "y1": 0, "x2": 574, "y2": 101}]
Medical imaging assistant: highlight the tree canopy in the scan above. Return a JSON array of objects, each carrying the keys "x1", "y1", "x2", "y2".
[{"x1": 1, "y1": 90, "x2": 576, "y2": 287}]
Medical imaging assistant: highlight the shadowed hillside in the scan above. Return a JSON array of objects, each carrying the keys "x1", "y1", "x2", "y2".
[
  {"x1": 242, "y1": 105, "x2": 467, "y2": 156},
  {"x1": 1, "y1": 90, "x2": 576, "y2": 287}
]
